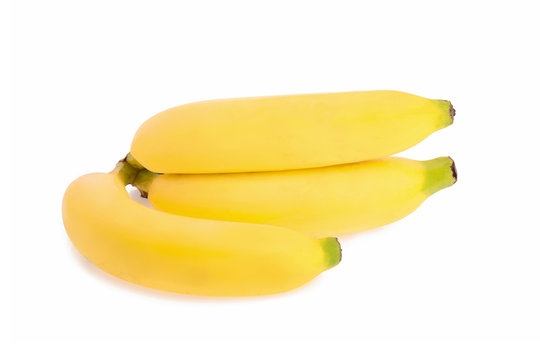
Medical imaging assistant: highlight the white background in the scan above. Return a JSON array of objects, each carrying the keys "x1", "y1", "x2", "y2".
[{"x1": 6, "y1": 0, "x2": 540, "y2": 358}]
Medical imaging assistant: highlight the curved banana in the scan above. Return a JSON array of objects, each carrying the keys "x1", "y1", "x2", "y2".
[
  {"x1": 133, "y1": 157, "x2": 457, "y2": 238},
  {"x1": 62, "y1": 163, "x2": 341, "y2": 296},
  {"x1": 130, "y1": 91, "x2": 454, "y2": 173}
]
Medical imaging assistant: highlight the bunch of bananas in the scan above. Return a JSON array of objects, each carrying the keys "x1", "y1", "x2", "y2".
[{"x1": 63, "y1": 90, "x2": 456, "y2": 296}]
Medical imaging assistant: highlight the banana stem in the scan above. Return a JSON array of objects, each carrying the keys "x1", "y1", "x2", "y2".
[
  {"x1": 110, "y1": 158, "x2": 140, "y2": 186},
  {"x1": 132, "y1": 169, "x2": 161, "y2": 198},
  {"x1": 110, "y1": 153, "x2": 161, "y2": 197},
  {"x1": 125, "y1": 152, "x2": 144, "y2": 169}
]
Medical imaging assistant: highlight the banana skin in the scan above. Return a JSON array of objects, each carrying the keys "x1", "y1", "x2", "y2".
[
  {"x1": 134, "y1": 157, "x2": 457, "y2": 238},
  {"x1": 62, "y1": 163, "x2": 341, "y2": 296},
  {"x1": 130, "y1": 91, "x2": 454, "y2": 173}
]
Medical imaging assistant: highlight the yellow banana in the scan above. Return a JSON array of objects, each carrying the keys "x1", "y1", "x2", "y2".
[
  {"x1": 62, "y1": 162, "x2": 341, "y2": 296},
  {"x1": 130, "y1": 91, "x2": 454, "y2": 173},
  {"x1": 133, "y1": 157, "x2": 457, "y2": 238}
]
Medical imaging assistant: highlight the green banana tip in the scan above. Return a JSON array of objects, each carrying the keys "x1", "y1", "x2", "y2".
[
  {"x1": 321, "y1": 237, "x2": 342, "y2": 270},
  {"x1": 437, "y1": 100, "x2": 455, "y2": 127},
  {"x1": 422, "y1": 156, "x2": 457, "y2": 195}
]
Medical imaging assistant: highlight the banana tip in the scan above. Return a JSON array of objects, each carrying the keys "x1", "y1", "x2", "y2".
[
  {"x1": 321, "y1": 237, "x2": 341, "y2": 269},
  {"x1": 449, "y1": 102, "x2": 455, "y2": 123},
  {"x1": 449, "y1": 156, "x2": 458, "y2": 183}
]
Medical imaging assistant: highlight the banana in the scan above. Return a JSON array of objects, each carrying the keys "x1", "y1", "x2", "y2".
[
  {"x1": 130, "y1": 91, "x2": 454, "y2": 173},
  {"x1": 62, "y1": 162, "x2": 341, "y2": 296},
  {"x1": 133, "y1": 157, "x2": 457, "y2": 238}
]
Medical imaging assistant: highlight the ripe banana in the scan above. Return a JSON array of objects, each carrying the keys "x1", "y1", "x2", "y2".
[
  {"x1": 133, "y1": 157, "x2": 457, "y2": 238},
  {"x1": 130, "y1": 91, "x2": 454, "y2": 173},
  {"x1": 62, "y1": 162, "x2": 341, "y2": 296}
]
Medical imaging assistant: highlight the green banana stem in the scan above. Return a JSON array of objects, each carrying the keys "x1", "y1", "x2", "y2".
[
  {"x1": 132, "y1": 168, "x2": 161, "y2": 198},
  {"x1": 111, "y1": 153, "x2": 160, "y2": 193},
  {"x1": 110, "y1": 158, "x2": 140, "y2": 186},
  {"x1": 125, "y1": 152, "x2": 145, "y2": 169}
]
